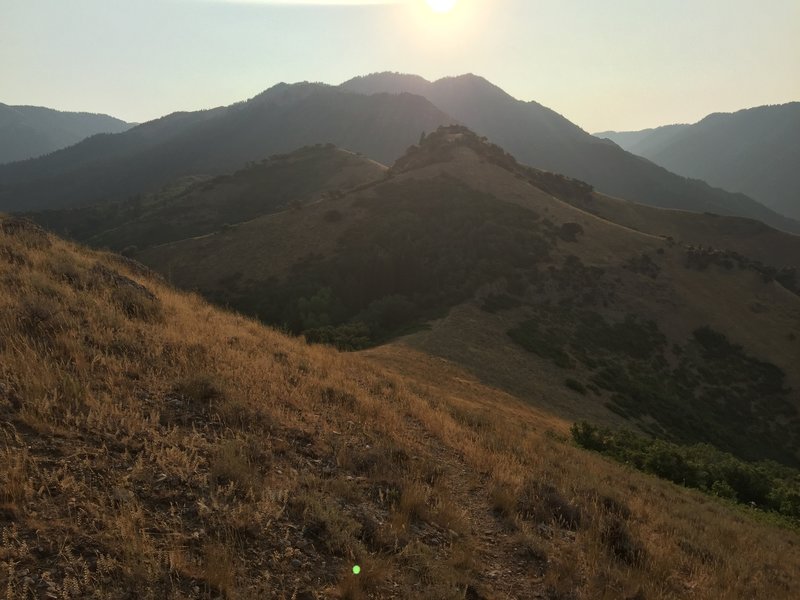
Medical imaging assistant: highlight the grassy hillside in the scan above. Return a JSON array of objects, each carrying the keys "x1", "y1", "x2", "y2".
[
  {"x1": 562, "y1": 191, "x2": 800, "y2": 270},
  {"x1": 127, "y1": 127, "x2": 800, "y2": 468},
  {"x1": 134, "y1": 128, "x2": 596, "y2": 345},
  {"x1": 2, "y1": 217, "x2": 800, "y2": 599},
  {"x1": 341, "y1": 73, "x2": 800, "y2": 234}
]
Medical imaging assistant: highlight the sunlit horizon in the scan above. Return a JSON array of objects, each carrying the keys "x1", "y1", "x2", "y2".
[
  {"x1": 426, "y1": 0, "x2": 457, "y2": 13},
  {"x1": 1, "y1": 0, "x2": 797, "y2": 132}
]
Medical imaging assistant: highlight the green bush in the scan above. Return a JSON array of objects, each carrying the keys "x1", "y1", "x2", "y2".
[
  {"x1": 481, "y1": 293, "x2": 521, "y2": 313},
  {"x1": 571, "y1": 421, "x2": 800, "y2": 523},
  {"x1": 508, "y1": 320, "x2": 574, "y2": 368},
  {"x1": 564, "y1": 378, "x2": 587, "y2": 395},
  {"x1": 323, "y1": 209, "x2": 343, "y2": 222},
  {"x1": 516, "y1": 306, "x2": 799, "y2": 466},
  {"x1": 304, "y1": 322, "x2": 372, "y2": 351},
  {"x1": 558, "y1": 222, "x2": 584, "y2": 243}
]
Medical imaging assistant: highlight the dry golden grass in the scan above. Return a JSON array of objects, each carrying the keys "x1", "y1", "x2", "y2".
[
  {"x1": 566, "y1": 190, "x2": 800, "y2": 269},
  {"x1": 0, "y1": 216, "x2": 798, "y2": 599}
]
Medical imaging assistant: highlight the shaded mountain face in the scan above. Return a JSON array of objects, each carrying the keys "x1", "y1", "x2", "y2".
[
  {"x1": 595, "y1": 123, "x2": 689, "y2": 156},
  {"x1": 28, "y1": 144, "x2": 387, "y2": 251},
  {"x1": 342, "y1": 73, "x2": 800, "y2": 233},
  {"x1": 3, "y1": 218, "x2": 799, "y2": 599},
  {"x1": 596, "y1": 103, "x2": 800, "y2": 221},
  {"x1": 0, "y1": 103, "x2": 131, "y2": 164},
  {"x1": 64, "y1": 126, "x2": 795, "y2": 467},
  {"x1": 0, "y1": 84, "x2": 453, "y2": 212}
]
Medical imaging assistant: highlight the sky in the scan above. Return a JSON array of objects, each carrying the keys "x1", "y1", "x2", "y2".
[{"x1": 1, "y1": 0, "x2": 798, "y2": 132}]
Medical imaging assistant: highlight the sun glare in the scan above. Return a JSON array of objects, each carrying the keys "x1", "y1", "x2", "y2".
[{"x1": 426, "y1": 0, "x2": 457, "y2": 14}]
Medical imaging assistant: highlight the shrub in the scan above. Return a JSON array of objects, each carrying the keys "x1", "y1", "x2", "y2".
[
  {"x1": 358, "y1": 295, "x2": 415, "y2": 336},
  {"x1": 625, "y1": 253, "x2": 660, "y2": 278},
  {"x1": 323, "y1": 209, "x2": 344, "y2": 223},
  {"x1": 18, "y1": 296, "x2": 61, "y2": 338},
  {"x1": 570, "y1": 422, "x2": 603, "y2": 451},
  {"x1": 173, "y1": 375, "x2": 224, "y2": 406},
  {"x1": 564, "y1": 378, "x2": 587, "y2": 395},
  {"x1": 508, "y1": 320, "x2": 574, "y2": 368},
  {"x1": 489, "y1": 484, "x2": 519, "y2": 530},
  {"x1": 710, "y1": 480, "x2": 737, "y2": 500},
  {"x1": 210, "y1": 438, "x2": 261, "y2": 496},
  {"x1": 518, "y1": 479, "x2": 582, "y2": 530},
  {"x1": 90, "y1": 263, "x2": 162, "y2": 321},
  {"x1": 305, "y1": 322, "x2": 372, "y2": 351},
  {"x1": 600, "y1": 515, "x2": 645, "y2": 566},
  {"x1": 558, "y1": 222, "x2": 584, "y2": 243},
  {"x1": 394, "y1": 481, "x2": 429, "y2": 529},
  {"x1": 0, "y1": 217, "x2": 51, "y2": 249},
  {"x1": 572, "y1": 421, "x2": 800, "y2": 522},
  {"x1": 481, "y1": 293, "x2": 521, "y2": 313},
  {"x1": 111, "y1": 284, "x2": 162, "y2": 321}
]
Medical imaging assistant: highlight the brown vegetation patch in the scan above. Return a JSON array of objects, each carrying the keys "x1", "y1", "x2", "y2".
[{"x1": 1, "y1": 217, "x2": 798, "y2": 598}]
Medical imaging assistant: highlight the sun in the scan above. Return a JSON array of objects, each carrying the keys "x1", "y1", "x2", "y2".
[{"x1": 426, "y1": 0, "x2": 458, "y2": 14}]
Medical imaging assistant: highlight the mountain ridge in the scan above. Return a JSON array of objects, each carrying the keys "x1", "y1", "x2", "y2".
[
  {"x1": 595, "y1": 102, "x2": 800, "y2": 220},
  {"x1": 0, "y1": 102, "x2": 132, "y2": 164},
  {"x1": 341, "y1": 73, "x2": 800, "y2": 233},
  {"x1": 0, "y1": 84, "x2": 454, "y2": 212},
  {"x1": 3, "y1": 75, "x2": 798, "y2": 235}
]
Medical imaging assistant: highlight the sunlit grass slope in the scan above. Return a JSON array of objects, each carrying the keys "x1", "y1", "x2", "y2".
[
  {"x1": 1, "y1": 218, "x2": 799, "y2": 599},
  {"x1": 562, "y1": 190, "x2": 800, "y2": 269}
]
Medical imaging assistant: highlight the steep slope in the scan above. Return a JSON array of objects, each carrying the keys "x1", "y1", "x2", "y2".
[
  {"x1": 562, "y1": 190, "x2": 800, "y2": 270},
  {"x1": 341, "y1": 73, "x2": 800, "y2": 233},
  {"x1": 130, "y1": 127, "x2": 800, "y2": 467},
  {"x1": 0, "y1": 84, "x2": 452, "y2": 212},
  {"x1": 594, "y1": 124, "x2": 689, "y2": 157},
  {"x1": 28, "y1": 144, "x2": 387, "y2": 251},
  {"x1": 2, "y1": 218, "x2": 799, "y2": 600},
  {"x1": 0, "y1": 103, "x2": 131, "y2": 164},
  {"x1": 596, "y1": 103, "x2": 800, "y2": 220}
]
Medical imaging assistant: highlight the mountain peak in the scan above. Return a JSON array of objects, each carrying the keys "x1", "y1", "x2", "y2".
[
  {"x1": 249, "y1": 81, "x2": 335, "y2": 105},
  {"x1": 392, "y1": 124, "x2": 595, "y2": 201},
  {"x1": 341, "y1": 72, "x2": 512, "y2": 101},
  {"x1": 392, "y1": 124, "x2": 503, "y2": 172},
  {"x1": 435, "y1": 73, "x2": 506, "y2": 91},
  {"x1": 341, "y1": 72, "x2": 432, "y2": 96}
]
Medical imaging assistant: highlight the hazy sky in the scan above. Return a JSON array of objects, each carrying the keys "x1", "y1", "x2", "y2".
[{"x1": 2, "y1": 0, "x2": 798, "y2": 132}]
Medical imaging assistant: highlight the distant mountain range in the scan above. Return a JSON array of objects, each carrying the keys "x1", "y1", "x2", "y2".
[
  {"x1": 0, "y1": 85, "x2": 451, "y2": 212},
  {"x1": 0, "y1": 103, "x2": 131, "y2": 164},
  {"x1": 596, "y1": 102, "x2": 800, "y2": 220},
  {"x1": 2, "y1": 75, "x2": 798, "y2": 234},
  {"x1": 341, "y1": 73, "x2": 800, "y2": 233}
]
